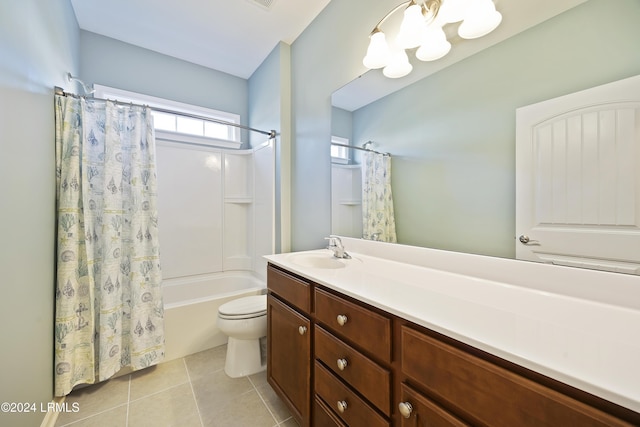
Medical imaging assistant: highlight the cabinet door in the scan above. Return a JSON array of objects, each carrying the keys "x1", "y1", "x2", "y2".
[
  {"x1": 401, "y1": 326, "x2": 633, "y2": 427},
  {"x1": 267, "y1": 294, "x2": 311, "y2": 426}
]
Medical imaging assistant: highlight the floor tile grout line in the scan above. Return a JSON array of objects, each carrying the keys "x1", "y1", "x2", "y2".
[
  {"x1": 57, "y1": 403, "x2": 129, "y2": 426},
  {"x1": 127, "y1": 378, "x2": 191, "y2": 404},
  {"x1": 278, "y1": 416, "x2": 295, "y2": 426},
  {"x1": 59, "y1": 347, "x2": 290, "y2": 427},
  {"x1": 183, "y1": 357, "x2": 205, "y2": 427},
  {"x1": 248, "y1": 374, "x2": 280, "y2": 426}
]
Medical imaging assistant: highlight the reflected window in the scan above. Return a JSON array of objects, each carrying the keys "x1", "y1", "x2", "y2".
[{"x1": 331, "y1": 136, "x2": 350, "y2": 164}]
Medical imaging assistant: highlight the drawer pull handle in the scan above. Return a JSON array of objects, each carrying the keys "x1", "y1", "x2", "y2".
[
  {"x1": 298, "y1": 326, "x2": 307, "y2": 335},
  {"x1": 336, "y1": 358, "x2": 348, "y2": 371},
  {"x1": 337, "y1": 400, "x2": 348, "y2": 413},
  {"x1": 398, "y1": 402, "x2": 413, "y2": 418},
  {"x1": 336, "y1": 314, "x2": 348, "y2": 326}
]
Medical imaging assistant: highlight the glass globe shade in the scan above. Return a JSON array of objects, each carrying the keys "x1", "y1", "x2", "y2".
[
  {"x1": 458, "y1": 0, "x2": 502, "y2": 39},
  {"x1": 396, "y1": 4, "x2": 427, "y2": 49},
  {"x1": 363, "y1": 31, "x2": 391, "y2": 69},
  {"x1": 437, "y1": 0, "x2": 472, "y2": 24},
  {"x1": 416, "y1": 26, "x2": 451, "y2": 61},
  {"x1": 383, "y1": 50, "x2": 413, "y2": 78}
]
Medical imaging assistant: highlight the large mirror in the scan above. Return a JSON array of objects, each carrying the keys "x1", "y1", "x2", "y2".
[{"x1": 330, "y1": 0, "x2": 640, "y2": 272}]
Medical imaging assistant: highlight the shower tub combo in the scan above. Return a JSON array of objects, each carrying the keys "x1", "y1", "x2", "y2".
[{"x1": 162, "y1": 271, "x2": 266, "y2": 362}]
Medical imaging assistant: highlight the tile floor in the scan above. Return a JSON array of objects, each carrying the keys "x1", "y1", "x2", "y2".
[{"x1": 54, "y1": 345, "x2": 299, "y2": 427}]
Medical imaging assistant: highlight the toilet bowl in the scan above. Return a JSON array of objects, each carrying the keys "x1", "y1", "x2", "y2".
[{"x1": 216, "y1": 294, "x2": 267, "y2": 378}]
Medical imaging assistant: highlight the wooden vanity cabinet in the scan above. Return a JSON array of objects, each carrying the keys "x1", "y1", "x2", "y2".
[
  {"x1": 267, "y1": 263, "x2": 640, "y2": 427},
  {"x1": 267, "y1": 265, "x2": 312, "y2": 426}
]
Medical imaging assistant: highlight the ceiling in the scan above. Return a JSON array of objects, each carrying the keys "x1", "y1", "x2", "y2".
[{"x1": 70, "y1": 0, "x2": 332, "y2": 79}]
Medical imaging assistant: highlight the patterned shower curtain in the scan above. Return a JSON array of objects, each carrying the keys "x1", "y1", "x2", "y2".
[
  {"x1": 362, "y1": 151, "x2": 397, "y2": 243},
  {"x1": 54, "y1": 95, "x2": 165, "y2": 396}
]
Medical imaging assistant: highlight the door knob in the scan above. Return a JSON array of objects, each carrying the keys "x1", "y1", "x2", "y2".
[
  {"x1": 298, "y1": 326, "x2": 307, "y2": 335},
  {"x1": 337, "y1": 400, "x2": 348, "y2": 413},
  {"x1": 519, "y1": 235, "x2": 539, "y2": 245}
]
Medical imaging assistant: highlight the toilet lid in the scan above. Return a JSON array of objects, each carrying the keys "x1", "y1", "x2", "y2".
[{"x1": 218, "y1": 295, "x2": 267, "y2": 317}]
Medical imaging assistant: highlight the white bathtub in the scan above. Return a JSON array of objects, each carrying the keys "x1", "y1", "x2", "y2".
[{"x1": 162, "y1": 271, "x2": 266, "y2": 362}]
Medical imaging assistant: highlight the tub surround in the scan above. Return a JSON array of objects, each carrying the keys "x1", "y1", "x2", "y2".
[
  {"x1": 162, "y1": 271, "x2": 265, "y2": 362},
  {"x1": 264, "y1": 238, "x2": 640, "y2": 415}
]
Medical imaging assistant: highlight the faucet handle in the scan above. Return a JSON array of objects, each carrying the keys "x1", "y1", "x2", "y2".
[
  {"x1": 329, "y1": 235, "x2": 343, "y2": 246},
  {"x1": 325, "y1": 235, "x2": 343, "y2": 246}
]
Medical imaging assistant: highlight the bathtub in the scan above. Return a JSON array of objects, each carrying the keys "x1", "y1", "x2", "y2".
[{"x1": 162, "y1": 271, "x2": 266, "y2": 362}]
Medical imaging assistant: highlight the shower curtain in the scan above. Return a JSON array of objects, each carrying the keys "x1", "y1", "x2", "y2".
[
  {"x1": 362, "y1": 151, "x2": 397, "y2": 243},
  {"x1": 54, "y1": 95, "x2": 165, "y2": 396}
]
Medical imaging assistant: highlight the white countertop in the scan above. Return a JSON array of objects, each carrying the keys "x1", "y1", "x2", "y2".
[{"x1": 265, "y1": 240, "x2": 640, "y2": 413}]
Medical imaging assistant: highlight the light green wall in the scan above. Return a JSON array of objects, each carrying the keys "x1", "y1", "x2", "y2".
[
  {"x1": 249, "y1": 42, "x2": 292, "y2": 252},
  {"x1": 350, "y1": 0, "x2": 640, "y2": 258},
  {"x1": 290, "y1": 0, "x2": 388, "y2": 250},
  {"x1": 290, "y1": 0, "x2": 640, "y2": 254},
  {"x1": 0, "y1": 1, "x2": 80, "y2": 426},
  {"x1": 331, "y1": 107, "x2": 353, "y2": 143},
  {"x1": 79, "y1": 31, "x2": 250, "y2": 143}
]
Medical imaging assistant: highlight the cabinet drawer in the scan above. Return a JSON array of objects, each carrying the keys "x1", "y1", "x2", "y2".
[
  {"x1": 315, "y1": 326, "x2": 391, "y2": 415},
  {"x1": 314, "y1": 396, "x2": 347, "y2": 427},
  {"x1": 315, "y1": 288, "x2": 391, "y2": 363},
  {"x1": 267, "y1": 264, "x2": 311, "y2": 313},
  {"x1": 401, "y1": 326, "x2": 633, "y2": 427},
  {"x1": 398, "y1": 383, "x2": 470, "y2": 427},
  {"x1": 315, "y1": 362, "x2": 389, "y2": 427}
]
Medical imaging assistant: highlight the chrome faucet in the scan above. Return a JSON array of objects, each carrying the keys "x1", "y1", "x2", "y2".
[{"x1": 325, "y1": 235, "x2": 351, "y2": 259}]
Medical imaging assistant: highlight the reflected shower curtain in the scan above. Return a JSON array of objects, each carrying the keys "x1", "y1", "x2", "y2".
[
  {"x1": 362, "y1": 151, "x2": 397, "y2": 243},
  {"x1": 54, "y1": 95, "x2": 164, "y2": 396}
]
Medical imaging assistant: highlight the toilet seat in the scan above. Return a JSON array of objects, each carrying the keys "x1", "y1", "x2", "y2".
[{"x1": 218, "y1": 295, "x2": 267, "y2": 320}]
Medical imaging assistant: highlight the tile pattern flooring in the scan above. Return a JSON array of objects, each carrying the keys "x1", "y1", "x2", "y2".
[{"x1": 54, "y1": 345, "x2": 299, "y2": 427}]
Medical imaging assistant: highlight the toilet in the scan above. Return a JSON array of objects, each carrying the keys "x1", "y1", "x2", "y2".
[{"x1": 216, "y1": 294, "x2": 268, "y2": 378}]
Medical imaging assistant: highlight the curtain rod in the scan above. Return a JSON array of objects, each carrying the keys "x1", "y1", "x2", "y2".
[
  {"x1": 331, "y1": 141, "x2": 391, "y2": 157},
  {"x1": 54, "y1": 86, "x2": 276, "y2": 139}
]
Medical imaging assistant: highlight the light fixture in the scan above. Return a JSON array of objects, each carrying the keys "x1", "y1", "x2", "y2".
[{"x1": 362, "y1": 0, "x2": 502, "y2": 78}]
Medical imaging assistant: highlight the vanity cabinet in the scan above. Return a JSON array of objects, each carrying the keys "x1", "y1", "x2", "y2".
[
  {"x1": 267, "y1": 263, "x2": 640, "y2": 427},
  {"x1": 267, "y1": 266, "x2": 312, "y2": 426}
]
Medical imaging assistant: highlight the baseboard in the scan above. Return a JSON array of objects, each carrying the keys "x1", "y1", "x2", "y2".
[{"x1": 39, "y1": 396, "x2": 64, "y2": 427}]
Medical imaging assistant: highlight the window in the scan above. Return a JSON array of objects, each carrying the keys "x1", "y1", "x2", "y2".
[
  {"x1": 331, "y1": 136, "x2": 350, "y2": 164},
  {"x1": 93, "y1": 85, "x2": 242, "y2": 148}
]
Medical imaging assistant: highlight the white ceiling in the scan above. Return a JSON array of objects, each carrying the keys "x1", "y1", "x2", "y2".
[{"x1": 70, "y1": 0, "x2": 332, "y2": 79}]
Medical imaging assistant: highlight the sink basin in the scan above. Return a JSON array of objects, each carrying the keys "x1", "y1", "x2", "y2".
[{"x1": 287, "y1": 253, "x2": 346, "y2": 269}]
